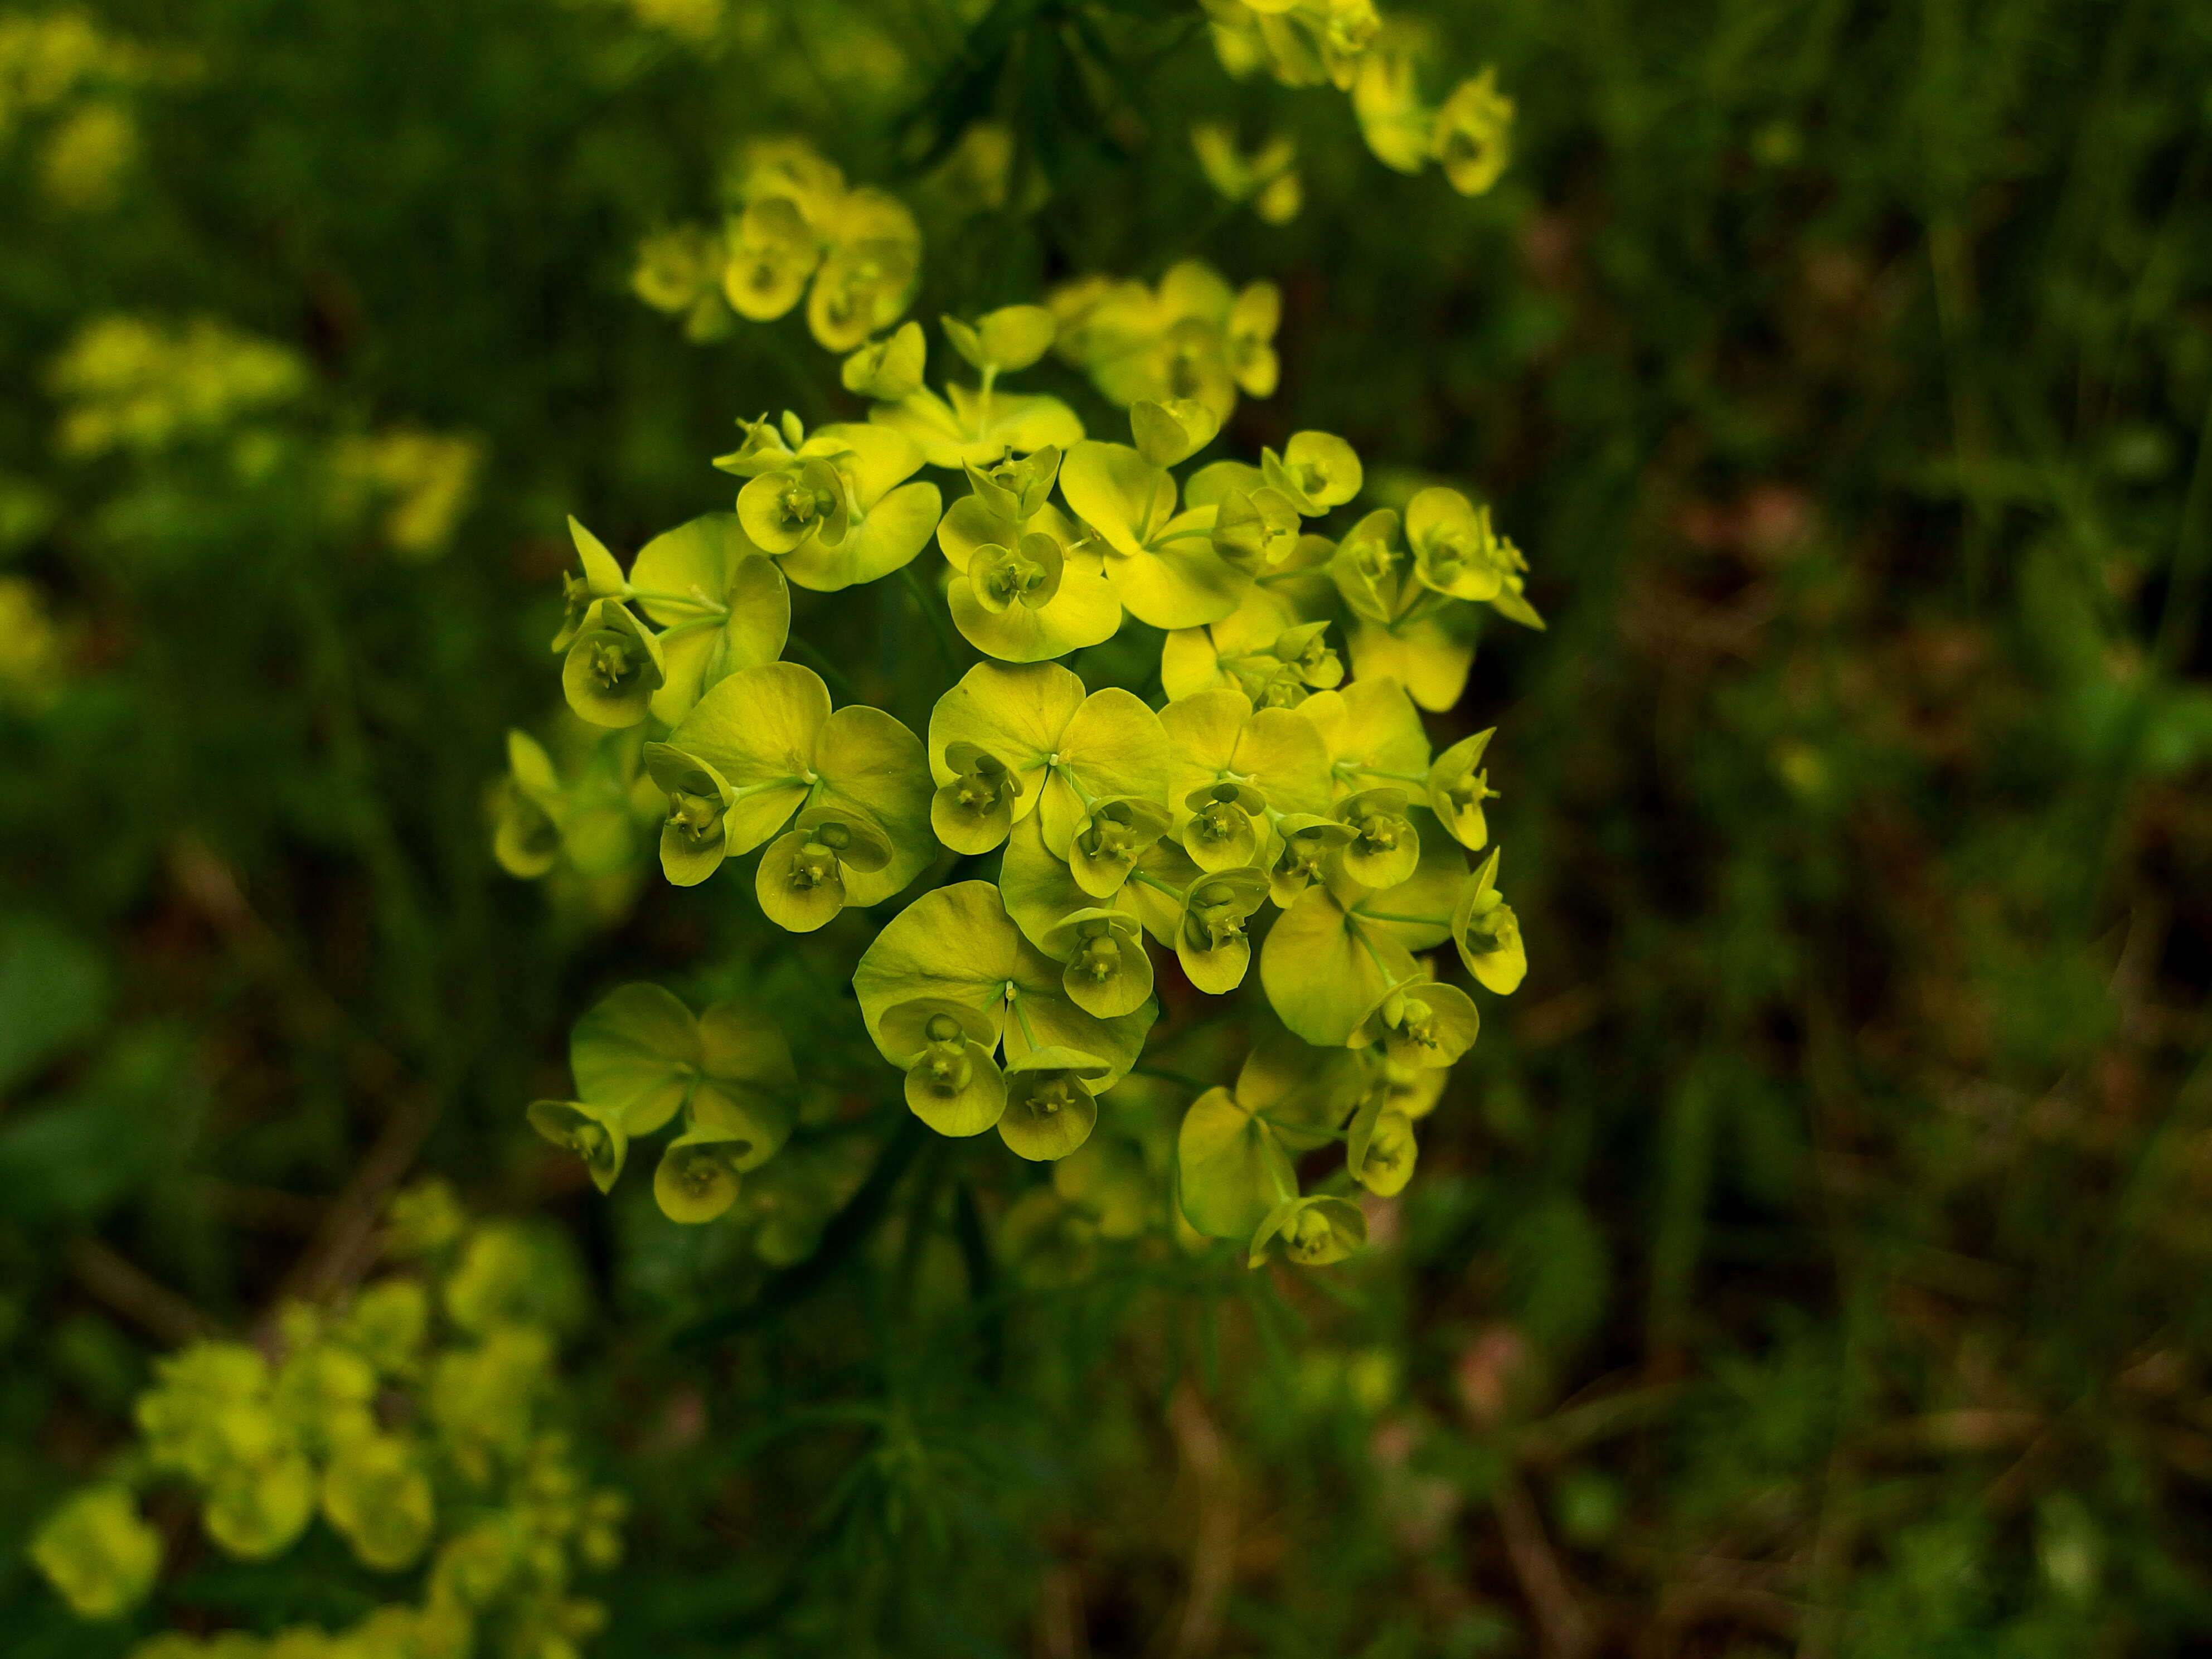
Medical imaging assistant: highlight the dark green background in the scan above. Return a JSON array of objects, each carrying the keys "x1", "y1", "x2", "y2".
[{"x1": 6, "y1": 0, "x2": 2212, "y2": 1651}]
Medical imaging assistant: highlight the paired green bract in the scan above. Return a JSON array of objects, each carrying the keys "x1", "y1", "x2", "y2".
[{"x1": 505, "y1": 265, "x2": 1537, "y2": 1273}]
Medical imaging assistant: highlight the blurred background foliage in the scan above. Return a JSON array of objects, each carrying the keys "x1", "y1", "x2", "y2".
[{"x1": 6, "y1": 0, "x2": 2212, "y2": 1653}]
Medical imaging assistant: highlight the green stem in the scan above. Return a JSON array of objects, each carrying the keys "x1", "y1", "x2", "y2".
[
  {"x1": 628, "y1": 587, "x2": 729, "y2": 615},
  {"x1": 1355, "y1": 765, "x2": 1430, "y2": 785},
  {"x1": 1131, "y1": 869, "x2": 1186, "y2": 904},
  {"x1": 1351, "y1": 908, "x2": 1449, "y2": 926},
  {"x1": 1007, "y1": 986, "x2": 1041, "y2": 1050},
  {"x1": 653, "y1": 614, "x2": 727, "y2": 643},
  {"x1": 782, "y1": 634, "x2": 860, "y2": 700},
  {"x1": 1352, "y1": 922, "x2": 1404, "y2": 989},
  {"x1": 900, "y1": 564, "x2": 963, "y2": 673}
]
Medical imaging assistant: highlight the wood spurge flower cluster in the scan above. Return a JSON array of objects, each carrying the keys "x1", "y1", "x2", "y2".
[
  {"x1": 30, "y1": 1183, "x2": 626, "y2": 1658},
  {"x1": 505, "y1": 143, "x2": 1540, "y2": 1273}
]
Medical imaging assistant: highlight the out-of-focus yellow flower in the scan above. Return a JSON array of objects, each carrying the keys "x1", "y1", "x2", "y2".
[
  {"x1": 38, "y1": 97, "x2": 134, "y2": 210},
  {"x1": 50, "y1": 316, "x2": 308, "y2": 458},
  {"x1": 1190, "y1": 124, "x2": 1302, "y2": 224},
  {"x1": 0, "y1": 576, "x2": 71, "y2": 712},
  {"x1": 1431, "y1": 67, "x2": 1514, "y2": 196},
  {"x1": 330, "y1": 429, "x2": 486, "y2": 559}
]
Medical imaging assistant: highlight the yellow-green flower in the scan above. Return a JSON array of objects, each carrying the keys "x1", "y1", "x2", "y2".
[{"x1": 30, "y1": 1486, "x2": 161, "y2": 1618}]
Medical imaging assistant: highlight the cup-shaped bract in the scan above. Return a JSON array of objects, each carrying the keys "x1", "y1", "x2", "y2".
[
  {"x1": 570, "y1": 982, "x2": 701, "y2": 1135},
  {"x1": 1209, "y1": 484, "x2": 1301, "y2": 573},
  {"x1": 1268, "y1": 812, "x2": 1357, "y2": 906},
  {"x1": 627, "y1": 513, "x2": 792, "y2": 725},
  {"x1": 873, "y1": 381, "x2": 1085, "y2": 472},
  {"x1": 998, "y1": 1045, "x2": 1109, "y2": 1161},
  {"x1": 1347, "y1": 1091, "x2": 1419, "y2": 1197},
  {"x1": 666, "y1": 661, "x2": 934, "y2": 904},
  {"x1": 1181, "y1": 779, "x2": 1266, "y2": 871},
  {"x1": 653, "y1": 1126, "x2": 751, "y2": 1223},
  {"x1": 29, "y1": 1486, "x2": 162, "y2": 1618},
  {"x1": 1273, "y1": 620, "x2": 1344, "y2": 688},
  {"x1": 1046, "y1": 908, "x2": 1154, "y2": 1019},
  {"x1": 1177, "y1": 866, "x2": 1270, "y2": 992},
  {"x1": 967, "y1": 531, "x2": 1065, "y2": 613},
  {"x1": 1249, "y1": 1194, "x2": 1368, "y2": 1268},
  {"x1": 932, "y1": 739, "x2": 1025, "y2": 853},
  {"x1": 852, "y1": 881, "x2": 1154, "y2": 1090},
  {"x1": 1350, "y1": 977, "x2": 1480, "y2": 1070},
  {"x1": 493, "y1": 730, "x2": 564, "y2": 878},
  {"x1": 1302, "y1": 676, "x2": 1433, "y2": 801},
  {"x1": 1176, "y1": 1085, "x2": 1297, "y2": 1241},
  {"x1": 321, "y1": 1435, "x2": 435, "y2": 1571},
  {"x1": 885, "y1": 996, "x2": 1008, "y2": 1135},
  {"x1": 723, "y1": 195, "x2": 819, "y2": 321},
  {"x1": 1070, "y1": 795, "x2": 1176, "y2": 898},
  {"x1": 1405, "y1": 487, "x2": 1509, "y2": 601},
  {"x1": 756, "y1": 803, "x2": 892, "y2": 933},
  {"x1": 1332, "y1": 787, "x2": 1422, "y2": 889},
  {"x1": 905, "y1": 1038, "x2": 1007, "y2": 1135},
  {"x1": 1162, "y1": 686, "x2": 1333, "y2": 843},
  {"x1": 1261, "y1": 881, "x2": 1419, "y2": 1046},
  {"x1": 944, "y1": 303, "x2": 1058, "y2": 373},
  {"x1": 712, "y1": 409, "x2": 802, "y2": 478},
  {"x1": 842, "y1": 319, "x2": 926, "y2": 401},
  {"x1": 1262, "y1": 430, "x2": 1363, "y2": 517},
  {"x1": 1453, "y1": 847, "x2": 1527, "y2": 993},
  {"x1": 808, "y1": 232, "x2": 921, "y2": 353},
  {"x1": 1330, "y1": 508, "x2": 1415, "y2": 624},
  {"x1": 644, "y1": 741, "x2": 738, "y2": 886},
  {"x1": 561, "y1": 599, "x2": 666, "y2": 729},
  {"x1": 1426, "y1": 727, "x2": 1496, "y2": 850},
  {"x1": 738, "y1": 455, "x2": 850, "y2": 554},
  {"x1": 1130, "y1": 396, "x2": 1222, "y2": 467},
  {"x1": 1058, "y1": 439, "x2": 1247, "y2": 629},
  {"x1": 526, "y1": 1099, "x2": 629, "y2": 1194},
  {"x1": 963, "y1": 445, "x2": 1062, "y2": 523}
]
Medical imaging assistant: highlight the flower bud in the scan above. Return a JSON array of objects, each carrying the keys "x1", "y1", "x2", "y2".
[
  {"x1": 1272, "y1": 620, "x2": 1343, "y2": 688},
  {"x1": 722, "y1": 195, "x2": 818, "y2": 322},
  {"x1": 1347, "y1": 1091, "x2": 1419, "y2": 1197}
]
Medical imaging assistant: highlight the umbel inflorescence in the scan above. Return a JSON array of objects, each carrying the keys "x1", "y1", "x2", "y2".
[
  {"x1": 30, "y1": 1184, "x2": 627, "y2": 1657},
  {"x1": 506, "y1": 134, "x2": 1538, "y2": 1274}
]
